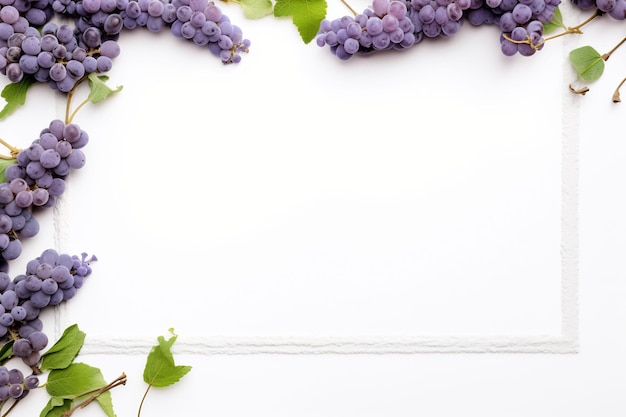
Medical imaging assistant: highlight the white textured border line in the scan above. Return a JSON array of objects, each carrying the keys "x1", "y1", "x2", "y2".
[{"x1": 55, "y1": 26, "x2": 580, "y2": 356}]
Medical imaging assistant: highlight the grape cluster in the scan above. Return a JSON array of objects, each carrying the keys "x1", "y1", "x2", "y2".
[
  {"x1": 0, "y1": 366, "x2": 39, "y2": 400},
  {"x1": 466, "y1": 0, "x2": 559, "y2": 56},
  {"x1": 116, "y1": 0, "x2": 250, "y2": 63},
  {"x1": 570, "y1": 0, "x2": 626, "y2": 18},
  {"x1": 317, "y1": 0, "x2": 418, "y2": 60},
  {"x1": 409, "y1": 0, "x2": 471, "y2": 38},
  {"x1": 0, "y1": 20, "x2": 120, "y2": 91},
  {"x1": 55, "y1": 0, "x2": 250, "y2": 64},
  {"x1": 0, "y1": 0, "x2": 248, "y2": 92},
  {"x1": 317, "y1": 0, "x2": 561, "y2": 58},
  {"x1": 0, "y1": 120, "x2": 87, "y2": 262},
  {"x1": 0, "y1": 249, "x2": 95, "y2": 367}
]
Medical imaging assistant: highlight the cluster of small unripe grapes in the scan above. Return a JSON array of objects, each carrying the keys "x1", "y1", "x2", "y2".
[{"x1": 317, "y1": 0, "x2": 612, "y2": 59}]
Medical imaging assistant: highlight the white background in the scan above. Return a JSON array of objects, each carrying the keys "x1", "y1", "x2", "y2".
[{"x1": 2, "y1": 0, "x2": 626, "y2": 415}]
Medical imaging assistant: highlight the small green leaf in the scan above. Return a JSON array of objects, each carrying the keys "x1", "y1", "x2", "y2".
[
  {"x1": 274, "y1": 0, "x2": 327, "y2": 44},
  {"x1": 0, "y1": 159, "x2": 17, "y2": 184},
  {"x1": 40, "y1": 324, "x2": 86, "y2": 371},
  {"x1": 543, "y1": 6, "x2": 565, "y2": 34},
  {"x1": 569, "y1": 45, "x2": 605, "y2": 82},
  {"x1": 46, "y1": 363, "x2": 116, "y2": 417},
  {"x1": 0, "y1": 341, "x2": 13, "y2": 364},
  {"x1": 239, "y1": 0, "x2": 273, "y2": 18},
  {"x1": 40, "y1": 397, "x2": 72, "y2": 417},
  {"x1": 143, "y1": 329, "x2": 191, "y2": 388},
  {"x1": 0, "y1": 77, "x2": 37, "y2": 120},
  {"x1": 87, "y1": 73, "x2": 123, "y2": 104}
]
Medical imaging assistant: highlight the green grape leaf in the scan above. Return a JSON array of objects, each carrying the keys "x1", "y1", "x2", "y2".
[
  {"x1": 0, "y1": 77, "x2": 37, "y2": 120},
  {"x1": 239, "y1": 0, "x2": 273, "y2": 18},
  {"x1": 0, "y1": 340, "x2": 13, "y2": 363},
  {"x1": 569, "y1": 45, "x2": 605, "y2": 81},
  {"x1": 143, "y1": 329, "x2": 191, "y2": 388},
  {"x1": 40, "y1": 397, "x2": 72, "y2": 417},
  {"x1": 543, "y1": 6, "x2": 565, "y2": 34},
  {"x1": 40, "y1": 324, "x2": 86, "y2": 371},
  {"x1": 87, "y1": 73, "x2": 123, "y2": 104},
  {"x1": 46, "y1": 363, "x2": 116, "y2": 417},
  {"x1": 0, "y1": 159, "x2": 16, "y2": 186},
  {"x1": 274, "y1": 0, "x2": 327, "y2": 44}
]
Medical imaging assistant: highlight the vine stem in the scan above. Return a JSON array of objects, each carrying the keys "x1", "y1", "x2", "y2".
[
  {"x1": 602, "y1": 36, "x2": 626, "y2": 61},
  {"x1": 61, "y1": 373, "x2": 127, "y2": 417},
  {"x1": 612, "y1": 77, "x2": 626, "y2": 102},
  {"x1": 1, "y1": 399, "x2": 19, "y2": 417},
  {"x1": 65, "y1": 76, "x2": 89, "y2": 124},
  {"x1": 503, "y1": 9, "x2": 601, "y2": 50},
  {"x1": 0, "y1": 137, "x2": 20, "y2": 160},
  {"x1": 541, "y1": 8, "x2": 602, "y2": 44},
  {"x1": 340, "y1": 0, "x2": 358, "y2": 16}
]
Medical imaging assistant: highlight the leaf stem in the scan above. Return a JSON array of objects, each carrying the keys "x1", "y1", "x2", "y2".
[
  {"x1": 602, "y1": 36, "x2": 626, "y2": 61},
  {"x1": 64, "y1": 76, "x2": 88, "y2": 124},
  {"x1": 1, "y1": 399, "x2": 19, "y2": 417},
  {"x1": 61, "y1": 373, "x2": 127, "y2": 417},
  {"x1": 612, "y1": 77, "x2": 626, "y2": 102},
  {"x1": 541, "y1": 8, "x2": 601, "y2": 44},
  {"x1": 137, "y1": 384, "x2": 152, "y2": 417}
]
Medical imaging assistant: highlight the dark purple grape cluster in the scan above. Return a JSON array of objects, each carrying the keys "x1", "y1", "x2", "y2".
[
  {"x1": 570, "y1": 0, "x2": 626, "y2": 18},
  {"x1": 0, "y1": 366, "x2": 39, "y2": 400},
  {"x1": 0, "y1": 249, "x2": 95, "y2": 367}
]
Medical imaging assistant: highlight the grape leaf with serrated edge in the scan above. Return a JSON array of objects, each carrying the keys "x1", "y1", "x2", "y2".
[
  {"x1": 45, "y1": 363, "x2": 116, "y2": 417},
  {"x1": 274, "y1": 0, "x2": 327, "y2": 44},
  {"x1": 143, "y1": 329, "x2": 191, "y2": 388},
  {"x1": 0, "y1": 77, "x2": 36, "y2": 120},
  {"x1": 569, "y1": 45, "x2": 605, "y2": 81},
  {"x1": 40, "y1": 324, "x2": 86, "y2": 371}
]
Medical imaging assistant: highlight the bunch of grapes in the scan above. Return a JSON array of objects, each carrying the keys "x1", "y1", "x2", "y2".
[
  {"x1": 409, "y1": 0, "x2": 472, "y2": 38},
  {"x1": 317, "y1": 0, "x2": 418, "y2": 60},
  {"x1": 464, "y1": 0, "x2": 560, "y2": 56},
  {"x1": 0, "y1": 20, "x2": 120, "y2": 91},
  {"x1": 317, "y1": 0, "x2": 562, "y2": 58},
  {"x1": 0, "y1": 366, "x2": 39, "y2": 400},
  {"x1": 0, "y1": 120, "x2": 88, "y2": 262},
  {"x1": 0, "y1": 249, "x2": 95, "y2": 367},
  {"x1": 51, "y1": 0, "x2": 250, "y2": 64},
  {"x1": 570, "y1": 0, "x2": 626, "y2": 17}
]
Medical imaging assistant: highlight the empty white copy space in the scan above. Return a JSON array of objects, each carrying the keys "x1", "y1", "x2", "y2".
[{"x1": 57, "y1": 14, "x2": 565, "y2": 340}]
